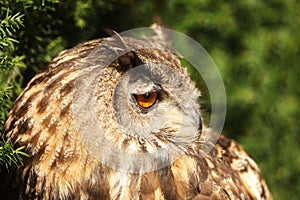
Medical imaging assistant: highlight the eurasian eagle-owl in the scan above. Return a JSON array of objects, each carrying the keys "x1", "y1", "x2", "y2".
[{"x1": 2, "y1": 28, "x2": 272, "y2": 200}]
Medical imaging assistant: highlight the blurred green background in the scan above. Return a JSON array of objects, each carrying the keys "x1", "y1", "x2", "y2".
[{"x1": 1, "y1": 0, "x2": 299, "y2": 199}]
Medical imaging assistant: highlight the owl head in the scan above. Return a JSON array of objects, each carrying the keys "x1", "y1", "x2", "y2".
[{"x1": 71, "y1": 32, "x2": 203, "y2": 173}]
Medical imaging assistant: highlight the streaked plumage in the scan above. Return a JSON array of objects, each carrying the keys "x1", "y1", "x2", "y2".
[{"x1": 2, "y1": 30, "x2": 272, "y2": 200}]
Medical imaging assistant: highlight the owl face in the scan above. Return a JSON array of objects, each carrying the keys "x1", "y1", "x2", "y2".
[
  {"x1": 70, "y1": 37, "x2": 203, "y2": 172},
  {"x1": 114, "y1": 63, "x2": 201, "y2": 138}
]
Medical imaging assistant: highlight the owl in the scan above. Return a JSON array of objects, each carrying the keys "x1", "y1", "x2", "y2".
[{"x1": 2, "y1": 27, "x2": 272, "y2": 200}]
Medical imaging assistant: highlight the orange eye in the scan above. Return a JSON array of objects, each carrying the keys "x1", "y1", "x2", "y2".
[{"x1": 134, "y1": 92, "x2": 158, "y2": 109}]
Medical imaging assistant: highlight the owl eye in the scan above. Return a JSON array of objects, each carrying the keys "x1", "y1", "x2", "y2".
[{"x1": 134, "y1": 92, "x2": 158, "y2": 109}]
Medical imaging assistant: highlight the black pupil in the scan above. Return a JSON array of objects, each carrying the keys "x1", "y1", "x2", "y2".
[{"x1": 143, "y1": 93, "x2": 151, "y2": 99}]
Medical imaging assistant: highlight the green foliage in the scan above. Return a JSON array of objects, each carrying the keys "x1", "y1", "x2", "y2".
[
  {"x1": 0, "y1": 139, "x2": 28, "y2": 172},
  {"x1": 0, "y1": 0, "x2": 299, "y2": 199},
  {"x1": 0, "y1": 11, "x2": 23, "y2": 51},
  {"x1": 0, "y1": 1, "x2": 25, "y2": 173},
  {"x1": 0, "y1": 5, "x2": 25, "y2": 128}
]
